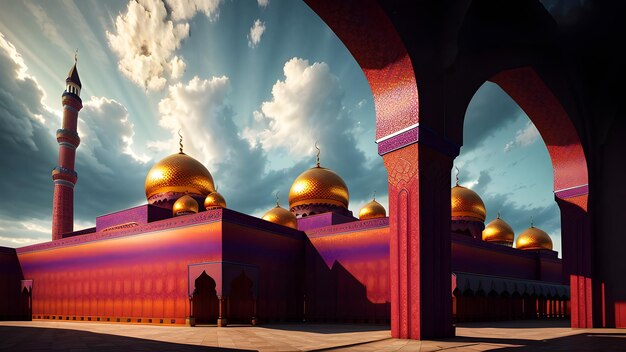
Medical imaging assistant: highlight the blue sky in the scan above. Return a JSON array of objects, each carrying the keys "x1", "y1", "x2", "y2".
[{"x1": 0, "y1": 0, "x2": 560, "y2": 253}]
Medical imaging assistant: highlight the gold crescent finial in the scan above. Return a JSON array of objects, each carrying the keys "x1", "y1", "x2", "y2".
[
  {"x1": 315, "y1": 141, "x2": 320, "y2": 167},
  {"x1": 373, "y1": 190, "x2": 377, "y2": 201},
  {"x1": 178, "y1": 129, "x2": 184, "y2": 153},
  {"x1": 530, "y1": 216, "x2": 534, "y2": 227},
  {"x1": 275, "y1": 191, "x2": 280, "y2": 207},
  {"x1": 455, "y1": 167, "x2": 460, "y2": 185},
  {"x1": 75, "y1": 49, "x2": 78, "y2": 63},
  {"x1": 497, "y1": 211, "x2": 501, "y2": 219}
]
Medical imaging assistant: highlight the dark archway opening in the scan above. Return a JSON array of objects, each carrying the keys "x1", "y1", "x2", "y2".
[
  {"x1": 228, "y1": 271, "x2": 254, "y2": 324},
  {"x1": 192, "y1": 271, "x2": 218, "y2": 324},
  {"x1": 21, "y1": 287, "x2": 31, "y2": 320}
]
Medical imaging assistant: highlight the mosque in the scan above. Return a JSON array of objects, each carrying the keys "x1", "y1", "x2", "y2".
[{"x1": 0, "y1": 60, "x2": 569, "y2": 327}]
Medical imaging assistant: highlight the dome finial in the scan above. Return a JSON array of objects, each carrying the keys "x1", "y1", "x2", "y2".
[
  {"x1": 315, "y1": 141, "x2": 321, "y2": 167},
  {"x1": 530, "y1": 216, "x2": 534, "y2": 227},
  {"x1": 178, "y1": 129, "x2": 184, "y2": 154},
  {"x1": 275, "y1": 191, "x2": 280, "y2": 207},
  {"x1": 74, "y1": 48, "x2": 78, "y2": 64},
  {"x1": 373, "y1": 190, "x2": 376, "y2": 201},
  {"x1": 455, "y1": 167, "x2": 460, "y2": 186},
  {"x1": 497, "y1": 211, "x2": 501, "y2": 219}
]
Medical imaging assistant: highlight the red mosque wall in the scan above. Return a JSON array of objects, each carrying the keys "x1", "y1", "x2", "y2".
[
  {"x1": 451, "y1": 234, "x2": 563, "y2": 284},
  {"x1": 304, "y1": 219, "x2": 391, "y2": 323},
  {"x1": 221, "y1": 222, "x2": 304, "y2": 322},
  {"x1": 18, "y1": 220, "x2": 223, "y2": 324}
]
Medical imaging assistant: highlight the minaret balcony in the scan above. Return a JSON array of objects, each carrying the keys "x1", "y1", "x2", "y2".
[
  {"x1": 51, "y1": 166, "x2": 78, "y2": 184},
  {"x1": 56, "y1": 129, "x2": 81, "y2": 147}
]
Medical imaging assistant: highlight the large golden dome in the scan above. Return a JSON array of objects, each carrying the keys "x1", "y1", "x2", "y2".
[
  {"x1": 359, "y1": 198, "x2": 386, "y2": 220},
  {"x1": 172, "y1": 195, "x2": 199, "y2": 216},
  {"x1": 262, "y1": 204, "x2": 298, "y2": 229},
  {"x1": 289, "y1": 166, "x2": 349, "y2": 210},
  {"x1": 451, "y1": 185, "x2": 486, "y2": 222},
  {"x1": 482, "y1": 215, "x2": 514, "y2": 245},
  {"x1": 515, "y1": 226, "x2": 553, "y2": 250},
  {"x1": 145, "y1": 152, "x2": 215, "y2": 202}
]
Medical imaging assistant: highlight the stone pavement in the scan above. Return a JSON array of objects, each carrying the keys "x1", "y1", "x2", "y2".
[{"x1": 0, "y1": 320, "x2": 624, "y2": 351}]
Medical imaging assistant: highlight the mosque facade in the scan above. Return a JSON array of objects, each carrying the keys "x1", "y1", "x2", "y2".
[{"x1": 0, "y1": 60, "x2": 569, "y2": 327}]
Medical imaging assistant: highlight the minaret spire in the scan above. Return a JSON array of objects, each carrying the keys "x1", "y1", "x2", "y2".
[
  {"x1": 315, "y1": 142, "x2": 321, "y2": 167},
  {"x1": 178, "y1": 129, "x2": 184, "y2": 154},
  {"x1": 52, "y1": 57, "x2": 83, "y2": 240}
]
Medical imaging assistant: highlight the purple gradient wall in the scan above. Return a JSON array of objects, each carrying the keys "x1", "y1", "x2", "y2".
[
  {"x1": 304, "y1": 218, "x2": 391, "y2": 322},
  {"x1": 18, "y1": 213, "x2": 224, "y2": 324},
  {"x1": 222, "y1": 220, "x2": 304, "y2": 321},
  {"x1": 451, "y1": 233, "x2": 563, "y2": 284}
]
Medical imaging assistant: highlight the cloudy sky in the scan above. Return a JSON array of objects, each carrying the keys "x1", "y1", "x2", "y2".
[{"x1": 0, "y1": 0, "x2": 560, "y2": 253}]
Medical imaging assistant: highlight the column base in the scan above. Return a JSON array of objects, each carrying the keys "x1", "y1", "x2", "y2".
[
  {"x1": 217, "y1": 318, "x2": 227, "y2": 327},
  {"x1": 185, "y1": 317, "x2": 195, "y2": 327}
]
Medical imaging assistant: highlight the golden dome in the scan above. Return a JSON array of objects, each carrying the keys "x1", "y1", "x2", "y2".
[
  {"x1": 515, "y1": 226, "x2": 553, "y2": 250},
  {"x1": 145, "y1": 152, "x2": 215, "y2": 201},
  {"x1": 482, "y1": 215, "x2": 514, "y2": 245},
  {"x1": 289, "y1": 166, "x2": 349, "y2": 210},
  {"x1": 359, "y1": 198, "x2": 386, "y2": 220},
  {"x1": 451, "y1": 184, "x2": 486, "y2": 222},
  {"x1": 204, "y1": 191, "x2": 227, "y2": 210},
  {"x1": 172, "y1": 195, "x2": 199, "y2": 216},
  {"x1": 262, "y1": 204, "x2": 298, "y2": 229}
]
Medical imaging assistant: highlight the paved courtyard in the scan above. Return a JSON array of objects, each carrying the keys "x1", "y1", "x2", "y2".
[{"x1": 0, "y1": 320, "x2": 624, "y2": 351}]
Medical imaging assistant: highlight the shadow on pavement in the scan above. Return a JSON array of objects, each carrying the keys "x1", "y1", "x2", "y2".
[
  {"x1": 0, "y1": 326, "x2": 254, "y2": 352},
  {"x1": 456, "y1": 319, "x2": 570, "y2": 329},
  {"x1": 447, "y1": 332, "x2": 626, "y2": 352},
  {"x1": 256, "y1": 322, "x2": 391, "y2": 334}
]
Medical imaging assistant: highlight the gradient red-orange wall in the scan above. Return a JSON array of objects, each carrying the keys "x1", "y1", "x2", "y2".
[{"x1": 18, "y1": 221, "x2": 222, "y2": 323}]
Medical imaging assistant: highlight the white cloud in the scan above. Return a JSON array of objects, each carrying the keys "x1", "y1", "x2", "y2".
[
  {"x1": 246, "y1": 57, "x2": 346, "y2": 156},
  {"x1": 504, "y1": 121, "x2": 540, "y2": 152},
  {"x1": 248, "y1": 19, "x2": 266, "y2": 48},
  {"x1": 157, "y1": 75, "x2": 230, "y2": 164},
  {"x1": 257, "y1": 0, "x2": 269, "y2": 7},
  {"x1": 106, "y1": 0, "x2": 190, "y2": 90},
  {"x1": 79, "y1": 96, "x2": 149, "y2": 165},
  {"x1": 0, "y1": 236, "x2": 44, "y2": 246},
  {"x1": 0, "y1": 32, "x2": 37, "y2": 82},
  {"x1": 165, "y1": 0, "x2": 222, "y2": 21},
  {"x1": 22, "y1": 222, "x2": 50, "y2": 234}
]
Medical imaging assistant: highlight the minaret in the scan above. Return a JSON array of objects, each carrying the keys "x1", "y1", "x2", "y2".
[{"x1": 51, "y1": 53, "x2": 82, "y2": 240}]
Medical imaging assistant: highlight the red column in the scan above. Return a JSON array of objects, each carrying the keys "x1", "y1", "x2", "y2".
[
  {"x1": 556, "y1": 194, "x2": 593, "y2": 328},
  {"x1": 51, "y1": 93, "x2": 82, "y2": 240},
  {"x1": 383, "y1": 143, "x2": 455, "y2": 339}
]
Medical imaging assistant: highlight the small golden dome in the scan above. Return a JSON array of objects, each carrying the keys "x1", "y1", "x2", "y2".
[
  {"x1": 289, "y1": 166, "x2": 349, "y2": 210},
  {"x1": 451, "y1": 184, "x2": 486, "y2": 222},
  {"x1": 359, "y1": 198, "x2": 386, "y2": 220},
  {"x1": 204, "y1": 191, "x2": 227, "y2": 210},
  {"x1": 515, "y1": 226, "x2": 553, "y2": 250},
  {"x1": 145, "y1": 152, "x2": 215, "y2": 202},
  {"x1": 482, "y1": 215, "x2": 514, "y2": 245},
  {"x1": 172, "y1": 195, "x2": 199, "y2": 216},
  {"x1": 262, "y1": 204, "x2": 298, "y2": 229}
]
